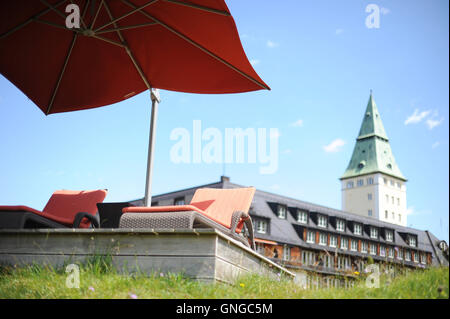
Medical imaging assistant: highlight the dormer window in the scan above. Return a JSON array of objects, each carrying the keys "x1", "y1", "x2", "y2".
[
  {"x1": 254, "y1": 219, "x2": 268, "y2": 234},
  {"x1": 354, "y1": 223, "x2": 362, "y2": 235},
  {"x1": 370, "y1": 227, "x2": 378, "y2": 239},
  {"x1": 297, "y1": 210, "x2": 308, "y2": 224},
  {"x1": 385, "y1": 230, "x2": 394, "y2": 242},
  {"x1": 336, "y1": 219, "x2": 345, "y2": 232},
  {"x1": 174, "y1": 197, "x2": 185, "y2": 205},
  {"x1": 408, "y1": 235, "x2": 417, "y2": 247},
  {"x1": 317, "y1": 215, "x2": 327, "y2": 228},
  {"x1": 277, "y1": 205, "x2": 287, "y2": 219}
]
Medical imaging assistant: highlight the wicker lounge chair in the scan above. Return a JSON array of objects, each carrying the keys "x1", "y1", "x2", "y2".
[
  {"x1": 119, "y1": 187, "x2": 256, "y2": 249},
  {"x1": 0, "y1": 189, "x2": 107, "y2": 229}
]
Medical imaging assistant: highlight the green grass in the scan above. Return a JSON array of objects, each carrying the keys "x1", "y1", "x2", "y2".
[{"x1": 0, "y1": 259, "x2": 448, "y2": 299}]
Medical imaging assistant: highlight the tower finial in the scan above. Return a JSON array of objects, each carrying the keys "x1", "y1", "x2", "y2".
[{"x1": 370, "y1": 89, "x2": 373, "y2": 96}]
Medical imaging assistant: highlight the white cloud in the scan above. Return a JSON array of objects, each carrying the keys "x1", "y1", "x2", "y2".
[
  {"x1": 426, "y1": 117, "x2": 444, "y2": 130},
  {"x1": 404, "y1": 109, "x2": 431, "y2": 125},
  {"x1": 406, "y1": 206, "x2": 431, "y2": 216},
  {"x1": 432, "y1": 141, "x2": 440, "y2": 149},
  {"x1": 335, "y1": 28, "x2": 344, "y2": 35},
  {"x1": 380, "y1": 7, "x2": 391, "y2": 15},
  {"x1": 323, "y1": 138, "x2": 346, "y2": 153},
  {"x1": 250, "y1": 59, "x2": 260, "y2": 66},
  {"x1": 290, "y1": 119, "x2": 304, "y2": 127},
  {"x1": 266, "y1": 40, "x2": 279, "y2": 48}
]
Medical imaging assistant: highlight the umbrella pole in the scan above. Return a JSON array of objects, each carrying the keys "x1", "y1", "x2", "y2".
[{"x1": 144, "y1": 88, "x2": 161, "y2": 206}]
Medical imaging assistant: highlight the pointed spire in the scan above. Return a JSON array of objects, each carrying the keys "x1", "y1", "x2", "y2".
[
  {"x1": 341, "y1": 93, "x2": 406, "y2": 181},
  {"x1": 357, "y1": 92, "x2": 388, "y2": 141}
]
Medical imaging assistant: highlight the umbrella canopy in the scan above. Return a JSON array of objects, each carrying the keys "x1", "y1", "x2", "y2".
[{"x1": 0, "y1": 0, "x2": 269, "y2": 204}]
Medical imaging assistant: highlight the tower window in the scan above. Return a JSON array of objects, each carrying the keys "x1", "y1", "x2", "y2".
[
  {"x1": 368, "y1": 209, "x2": 373, "y2": 217},
  {"x1": 368, "y1": 193, "x2": 372, "y2": 200},
  {"x1": 346, "y1": 181, "x2": 354, "y2": 189},
  {"x1": 367, "y1": 177, "x2": 374, "y2": 185},
  {"x1": 385, "y1": 210, "x2": 388, "y2": 219},
  {"x1": 357, "y1": 179, "x2": 364, "y2": 187}
]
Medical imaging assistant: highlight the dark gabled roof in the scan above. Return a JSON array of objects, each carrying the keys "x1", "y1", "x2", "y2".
[{"x1": 140, "y1": 176, "x2": 447, "y2": 266}]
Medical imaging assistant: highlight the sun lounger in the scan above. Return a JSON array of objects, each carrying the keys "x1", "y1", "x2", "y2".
[
  {"x1": 119, "y1": 187, "x2": 256, "y2": 249},
  {"x1": 0, "y1": 189, "x2": 107, "y2": 229}
]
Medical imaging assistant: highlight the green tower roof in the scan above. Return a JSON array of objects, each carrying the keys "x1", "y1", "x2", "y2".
[{"x1": 340, "y1": 93, "x2": 406, "y2": 181}]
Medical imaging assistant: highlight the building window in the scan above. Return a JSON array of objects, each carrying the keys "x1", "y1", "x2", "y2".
[
  {"x1": 283, "y1": 246, "x2": 291, "y2": 261},
  {"x1": 297, "y1": 210, "x2": 308, "y2": 224},
  {"x1": 398, "y1": 214, "x2": 401, "y2": 222},
  {"x1": 318, "y1": 215, "x2": 327, "y2": 228},
  {"x1": 306, "y1": 230, "x2": 315, "y2": 244},
  {"x1": 384, "y1": 178, "x2": 388, "y2": 185},
  {"x1": 368, "y1": 209, "x2": 373, "y2": 217},
  {"x1": 386, "y1": 195, "x2": 389, "y2": 203},
  {"x1": 388, "y1": 247, "x2": 394, "y2": 259},
  {"x1": 174, "y1": 197, "x2": 185, "y2": 205},
  {"x1": 367, "y1": 177, "x2": 374, "y2": 185},
  {"x1": 392, "y1": 212, "x2": 395, "y2": 220},
  {"x1": 277, "y1": 205, "x2": 287, "y2": 219},
  {"x1": 354, "y1": 223, "x2": 362, "y2": 235},
  {"x1": 368, "y1": 193, "x2": 373, "y2": 200},
  {"x1": 408, "y1": 236, "x2": 417, "y2": 247},
  {"x1": 420, "y1": 253, "x2": 427, "y2": 265},
  {"x1": 255, "y1": 242, "x2": 265, "y2": 254},
  {"x1": 336, "y1": 219, "x2": 345, "y2": 232},
  {"x1": 397, "y1": 182, "x2": 401, "y2": 188},
  {"x1": 405, "y1": 250, "x2": 411, "y2": 261},
  {"x1": 340, "y1": 237, "x2": 348, "y2": 250},
  {"x1": 357, "y1": 179, "x2": 364, "y2": 187},
  {"x1": 346, "y1": 181, "x2": 354, "y2": 189},
  {"x1": 255, "y1": 220, "x2": 268, "y2": 234},
  {"x1": 361, "y1": 241, "x2": 368, "y2": 253},
  {"x1": 319, "y1": 233, "x2": 327, "y2": 246},
  {"x1": 385, "y1": 230, "x2": 394, "y2": 242},
  {"x1": 369, "y1": 243, "x2": 377, "y2": 255},
  {"x1": 391, "y1": 196, "x2": 394, "y2": 204},
  {"x1": 350, "y1": 239, "x2": 358, "y2": 251},
  {"x1": 397, "y1": 198, "x2": 400, "y2": 206},
  {"x1": 380, "y1": 245, "x2": 386, "y2": 257},
  {"x1": 413, "y1": 251, "x2": 419, "y2": 263},
  {"x1": 390, "y1": 180, "x2": 394, "y2": 186},
  {"x1": 385, "y1": 210, "x2": 388, "y2": 219},
  {"x1": 370, "y1": 227, "x2": 378, "y2": 239},
  {"x1": 329, "y1": 235, "x2": 337, "y2": 247},
  {"x1": 397, "y1": 248, "x2": 403, "y2": 260}
]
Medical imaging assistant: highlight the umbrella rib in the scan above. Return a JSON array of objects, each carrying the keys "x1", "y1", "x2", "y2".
[
  {"x1": 40, "y1": 0, "x2": 67, "y2": 21},
  {"x1": 46, "y1": 33, "x2": 78, "y2": 115},
  {"x1": 94, "y1": 0, "x2": 159, "y2": 33},
  {"x1": 122, "y1": 0, "x2": 270, "y2": 91},
  {"x1": 0, "y1": 0, "x2": 68, "y2": 40},
  {"x1": 91, "y1": 35, "x2": 126, "y2": 48},
  {"x1": 95, "y1": 22, "x2": 158, "y2": 35},
  {"x1": 103, "y1": 1, "x2": 151, "y2": 89},
  {"x1": 163, "y1": 0, "x2": 230, "y2": 16},
  {"x1": 34, "y1": 19, "x2": 81, "y2": 33},
  {"x1": 90, "y1": 0, "x2": 104, "y2": 29}
]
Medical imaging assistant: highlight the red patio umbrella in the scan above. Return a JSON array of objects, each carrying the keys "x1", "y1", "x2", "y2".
[{"x1": 0, "y1": 0, "x2": 269, "y2": 205}]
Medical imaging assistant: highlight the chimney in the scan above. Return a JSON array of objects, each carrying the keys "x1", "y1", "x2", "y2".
[{"x1": 220, "y1": 176, "x2": 230, "y2": 183}]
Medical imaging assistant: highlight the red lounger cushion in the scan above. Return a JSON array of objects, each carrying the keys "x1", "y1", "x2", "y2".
[{"x1": 0, "y1": 189, "x2": 107, "y2": 228}]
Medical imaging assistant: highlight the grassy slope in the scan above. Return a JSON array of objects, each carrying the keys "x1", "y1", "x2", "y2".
[{"x1": 0, "y1": 260, "x2": 448, "y2": 299}]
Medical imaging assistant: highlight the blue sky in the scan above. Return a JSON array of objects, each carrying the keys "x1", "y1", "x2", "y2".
[{"x1": 0, "y1": 0, "x2": 448, "y2": 241}]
